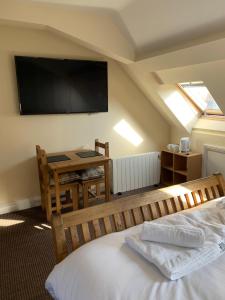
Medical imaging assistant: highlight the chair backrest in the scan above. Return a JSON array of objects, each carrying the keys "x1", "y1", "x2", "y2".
[
  {"x1": 36, "y1": 145, "x2": 49, "y2": 186},
  {"x1": 36, "y1": 145, "x2": 42, "y2": 169},
  {"x1": 39, "y1": 149, "x2": 50, "y2": 186},
  {"x1": 95, "y1": 139, "x2": 109, "y2": 157}
]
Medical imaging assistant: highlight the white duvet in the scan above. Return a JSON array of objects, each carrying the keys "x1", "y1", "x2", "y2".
[{"x1": 46, "y1": 197, "x2": 225, "y2": 300}]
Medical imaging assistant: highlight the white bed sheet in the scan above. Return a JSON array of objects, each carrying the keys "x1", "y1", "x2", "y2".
[{"x1": 46, "y1": 197, "x2": 225, "y2": 300}]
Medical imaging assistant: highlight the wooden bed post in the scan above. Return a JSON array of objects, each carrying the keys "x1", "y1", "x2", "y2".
[{"x1": 51, "y1": 214, "x2": 68, "y2": 263}]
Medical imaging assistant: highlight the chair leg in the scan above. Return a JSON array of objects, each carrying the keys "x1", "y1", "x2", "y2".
[
  {"x1": 46, "y1": 189, "x2": 52, "y2": 223},
  {"x1": 40, "y1": 190, "x2": 46, "y2": 211},
  {"x1": 65, "y1": 190, "x2": 70, "y2": 202},
  {"x1": 96, "y1": 183, "x2": 100, "y2": 198},
  {"x1": 83, "y1": 183, "x2": 89, "y2": 208},
  {"x1": 72, "y1": 185, "x2": 79, "y2": 210}
]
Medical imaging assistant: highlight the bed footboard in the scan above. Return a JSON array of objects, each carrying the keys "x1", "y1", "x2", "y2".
[{"x1": 52, "y1": 174, "x2": 225, "y2": 263}]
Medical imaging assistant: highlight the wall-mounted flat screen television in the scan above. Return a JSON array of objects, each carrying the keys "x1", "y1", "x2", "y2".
[{"x1": 15, "y1": 56, "x2": 108, "y2": 115}]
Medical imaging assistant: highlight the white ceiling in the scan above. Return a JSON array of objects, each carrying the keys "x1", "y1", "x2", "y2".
[
  {"x1": 31, "y1": 0, "x2": 225, "y2": 58},
  {"x1": 120, "y1": 0, "x2": 225, "y2": 57},
  {"x1": 32, "y1": 0, "x2": 134, "y2": 10}
]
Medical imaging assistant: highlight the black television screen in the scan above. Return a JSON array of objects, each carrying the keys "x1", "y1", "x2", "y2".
[{"x1": 14, "y1": 56, "x2": 108, "y2": 115}]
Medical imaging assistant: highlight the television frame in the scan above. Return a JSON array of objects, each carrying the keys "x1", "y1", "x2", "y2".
[{"x1": 14, "y1": 56, "x2": 108, "y2": 115}]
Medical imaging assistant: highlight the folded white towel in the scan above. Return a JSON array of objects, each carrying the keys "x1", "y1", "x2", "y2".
[
  {"x1": 126, "y1": 211, "x2": 225, "y2": 280},
  {"x1": 140, "y1": 222, "x2": 205, "y2": 248},
  {"x1": 126, "y1": 234, "x2": 225, "y2": 280}
]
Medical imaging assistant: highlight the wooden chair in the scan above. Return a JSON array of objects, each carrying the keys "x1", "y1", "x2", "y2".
[
  {"x1": 36, "y1": 145, "x2": 79, "y2": 221},
  {"x1": 80, "y1": 139, "x2": 109, "y2": 208}
]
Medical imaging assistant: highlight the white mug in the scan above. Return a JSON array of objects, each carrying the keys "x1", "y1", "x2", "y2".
[{"x1": 167, "y1": 144, "x2": 179, "y2": 153}]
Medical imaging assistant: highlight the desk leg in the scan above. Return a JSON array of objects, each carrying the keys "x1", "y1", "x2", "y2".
[
  {"x1": 104, "y1": 161, "x2": 111, "y2": 202},
  {"x1": 54, "y1": 171, "x2": 61, "y2": 213}
]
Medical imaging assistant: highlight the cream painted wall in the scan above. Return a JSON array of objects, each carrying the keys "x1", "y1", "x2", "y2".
[
  {"x1": 172, "y1": 125, "x2": 225, "y2": 178},
  {"x1": 0, "y1": 25, "x2": 170, "y2": 209},
  {"x1": 171, "y1": 126, "x2": 225, "y2": 154}
]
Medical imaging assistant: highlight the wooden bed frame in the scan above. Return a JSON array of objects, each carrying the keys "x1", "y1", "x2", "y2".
[{"x1": 52, "y1": 174, "x2": 225, "y2": 263}]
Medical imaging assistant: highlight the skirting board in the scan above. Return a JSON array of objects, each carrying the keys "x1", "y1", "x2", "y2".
[{"x1": 0, "y1": 196, "x2": 41, "y2": 215}]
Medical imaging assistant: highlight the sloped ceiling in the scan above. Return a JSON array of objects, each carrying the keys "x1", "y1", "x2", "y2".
[
  {"x1": 1, "y1": 0, "x2": 225, "y2": 132},
  {"x1": 120, "y1": 0, "x2": 225, "y2": 59},
  {"x1": 30, "y1": 0, "x2": 225, "y2": 59},
  {"x1": 0, "y1": 0, "x2": 135, "y2": 63}
]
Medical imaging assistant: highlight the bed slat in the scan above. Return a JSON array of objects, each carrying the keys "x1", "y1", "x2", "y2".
[
  {"x1": 199, "y1": 191, "x2": 204, "y2": 204},
  {"x1": 167, "y1": 198, "x2": 175, "y2": 214},
  {"x1": 70, "y1": 226, "x2": 80, "y2": 250},
  {"x1": 163, "y1": 200, "x2": 169, "y2": 215},
  {"x1": 103, "y1": 216, "x2": 113, "y2": 234},
  {"x1": 207, "y1": 187, "x2": 214, "y2": 201},
  {"x1": 123, "y1": 210, "x2": 134, "y2": 228},
  {"x1": 150, "y1": 202, "x2": 159, "y2": 219},
  {"x1": 217, "y1": 184, "x2": 223, "y2": 197},
  {"x1": 212, "y1": 185, "x2": 220, "y2": 199},
  {"x1": 157, "y1": 201, "x2": 166, "y2": 216},
  {"x1": 215, "y1": 174, "x2": 225, "y2": 195},
  {"x1": 148, "y1": 204, "x2": 154, "y2": 219},
  {"x1": 199, "y1": 189, "x2": 206, "y2": 202},
  {"x1": 205, "y1": 187, "x2": 213, "y2": 201},
  {"x1": 170, "y1": 197, "x2": 177, "y2": 212},
  {"x1": 173, "y1": 196, "x2": 182, "y2": 212},
  {"x1": 185, "y1": 193, "x2": 194, "y2": 208},
  {"x1": 82, "y1": 223, "x2": 91, "y2": 242},
  {"x1": 92, "y1": 219, "x2": 102, "y2": 238},
  {"x1": 178, "y1": 195, "x2": 188, "y2": 210},
  {"x1": 114, "y1": 213, "x2": 124, "y2": 231},
  {"x1": 141, "y1": 205, "x2": 152, "y2": 221},
  {"x1": 155, "y1": 202, "x2": 162, "y2": 217},
  {"x1": 191, "y1": 191, "x2": 198, "y2": 206},
  {"x1": 132, "y1": 207, "x2": 143, "y2": 225}
]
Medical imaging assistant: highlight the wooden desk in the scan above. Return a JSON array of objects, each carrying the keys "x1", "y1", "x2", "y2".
[{"x1": 47, "y1": 149, "x2": 111, "y2": 213}]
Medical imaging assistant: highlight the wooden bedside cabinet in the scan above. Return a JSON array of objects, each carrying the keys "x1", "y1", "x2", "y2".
[{"x1": 161, "y1": 150, "x2": 202, "y2": 186}]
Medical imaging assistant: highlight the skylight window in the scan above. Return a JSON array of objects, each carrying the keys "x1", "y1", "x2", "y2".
[{"x1": 179, "y1": 82, "x2": 224, "y2": 116}]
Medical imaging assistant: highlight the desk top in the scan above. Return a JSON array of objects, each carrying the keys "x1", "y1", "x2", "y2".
[{"x1": 47, "y1": 149, "x2": 110, "y2": 172}]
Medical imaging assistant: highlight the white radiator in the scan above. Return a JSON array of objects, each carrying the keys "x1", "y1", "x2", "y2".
[
  {"x1": 203, "y1": 144, "x2": 225, "y2": 177},
  {"x1": 112, "y1": 152, "x2": 161, "y2": 194}
]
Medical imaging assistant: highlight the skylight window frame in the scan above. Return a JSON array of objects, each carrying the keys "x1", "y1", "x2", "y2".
[
  {"x1": 177, "y1": 82, "x2": 224, "y2": 118},
  {"x1": 177, "y1": 83, "x2": 203, "y2": 114}
]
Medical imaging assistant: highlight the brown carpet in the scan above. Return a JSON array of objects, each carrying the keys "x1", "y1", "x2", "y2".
[
  {"x1": 0, "y1": 207, "x2": 54, "y2": 300},
  {"x1": 0, "y1": 185, "x2": 158, "y2": 300}
]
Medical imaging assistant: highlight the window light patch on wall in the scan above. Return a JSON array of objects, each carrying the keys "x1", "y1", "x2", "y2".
[
  {"x1": 113, "y1": 119, "x2": 143, "y2": 146},
  {"x1": 179, "y1": 81, "x2": 223, "y2": 116},
  {"x1": 164, "y1": 91, "x2": 199, "y2": 127}
]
